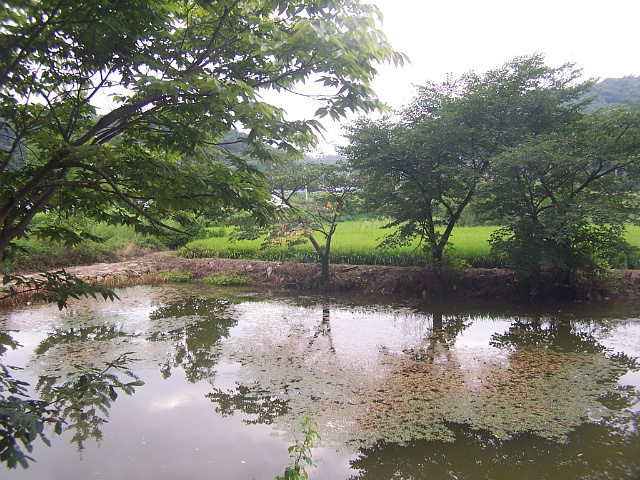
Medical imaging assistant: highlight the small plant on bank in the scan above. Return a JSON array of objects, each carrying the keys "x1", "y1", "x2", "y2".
[
  {"x1": 203, "y1": 272, "x2": 252, "y2": 286},
  {"x1": 158, "y1": 270, "x2": 193, "y2": 283},
  {"x1": 275, "y1": 417, "x2": 321, "y2": 480}
]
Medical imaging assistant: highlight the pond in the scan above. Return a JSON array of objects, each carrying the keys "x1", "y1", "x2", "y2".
[{"x1": 1, "y1": 285, "x2": 639, "y2": 479}]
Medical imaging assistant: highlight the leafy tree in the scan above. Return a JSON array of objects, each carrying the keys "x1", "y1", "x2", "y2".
[
  {"x1": 342, "y1": 54, "x2": 593, "y2": 272},
  {"x1": 0, "y1": 0, "x2": 406, "y2": 263},
  {"x1": 483, "y1": 107, "x2": 640, "y2": 289},
  {"x1": 0, "y1": 0, "x2": 405, "y2": 467}
]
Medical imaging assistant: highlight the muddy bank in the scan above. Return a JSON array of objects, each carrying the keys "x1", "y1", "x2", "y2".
[{"x1": 57, "y1": 251, "x2": 640, "y2": 302}]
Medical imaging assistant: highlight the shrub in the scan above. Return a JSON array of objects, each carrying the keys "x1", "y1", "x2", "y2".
[{"x1": 207, "y1": 227, "x2": 227, "y2": 238}]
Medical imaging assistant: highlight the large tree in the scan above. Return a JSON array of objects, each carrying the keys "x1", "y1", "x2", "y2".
[
  {"x1": 0, "y1": 0, "x2": 406, "y2": 262},
  {"x1": 0, "y1": 1, "x2": 405, "y2": 464},
  {"x1": 483, "y1": 107, "x2": 640, "y2": 288},
  {"x1": 342, "y1": 54, "x2": 594, "y2": 271}
]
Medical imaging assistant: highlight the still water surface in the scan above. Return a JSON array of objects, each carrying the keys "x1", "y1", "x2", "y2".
[{"x1": 2, "y1": 285, "x2": 639, "y2": 479}]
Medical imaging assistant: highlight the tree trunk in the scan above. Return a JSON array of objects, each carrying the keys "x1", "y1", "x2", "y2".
[
  {"x1": 430, "y1": 247, "x2": 444, "y2": 296},
  {"x1": 320, "y1": 254, "x2": 330, "y2": 283}
]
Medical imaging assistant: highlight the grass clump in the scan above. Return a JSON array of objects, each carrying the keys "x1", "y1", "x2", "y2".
[
  {"x1": 158, "y1": 270, "x2": 193, "y2": 283},
  {"x1": 203, "y1": 272, "x2": 252, "y2": 286}
]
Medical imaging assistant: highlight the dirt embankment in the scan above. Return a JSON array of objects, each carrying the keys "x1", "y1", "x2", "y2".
[{"x1": 58, "y1": 251, "x2": 640, "y2": 301}]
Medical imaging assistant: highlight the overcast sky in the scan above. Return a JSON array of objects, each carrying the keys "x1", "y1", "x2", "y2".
[{"x1": 286, "y1": 0, "x2": 640, "y2": 154}]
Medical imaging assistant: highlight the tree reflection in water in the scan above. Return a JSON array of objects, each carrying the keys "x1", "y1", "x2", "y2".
[
  {"x1": 2, "y1": 291, "x2": 639, "y2": 477},
  {"x1": 1, "y1": 293, "x2": 236, "y2": 467},
  {"x1": 206, "y1": 383, "x2": 290, "y2": 425},
  {"x1": 203, "y1": 301, "x2": 639, "y2": 476},
  {"x1": 1, "y1": 328, "x2": 142, "y2": 468},
  {"x1": 33, "y1": 324, "x2": 134, "y2": 356},
  {"x1": 146, "y1": 297, "x2": 237, "y2": 383},
  {"x1": 33, "y1": 354, "x2": 142, "y2": 453},
  {"x1": 349, "y1": 415, "x2": 640, "y2": 479},
  {"x1": 347, "y1": 312, "x2": 640, "y2": 479}
]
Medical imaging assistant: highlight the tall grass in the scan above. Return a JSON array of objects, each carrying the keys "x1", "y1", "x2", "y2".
[
  {"x1": 181, "y1": 221, "x2": 503, "y2": 268},
  {"x1": 2, "y1": 217, "x2": 165, "y2": 273}
]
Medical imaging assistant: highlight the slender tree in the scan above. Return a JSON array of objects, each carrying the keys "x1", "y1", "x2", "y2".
[{"x1": 235, "y1": 160, "x2": 359, "y2": 282}]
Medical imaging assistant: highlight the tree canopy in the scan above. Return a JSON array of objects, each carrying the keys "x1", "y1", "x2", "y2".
[
  {"x1": 342, "y1": 54, "x2": 593, "y2": 271},
  {"x1": 0, "y1": 0, "x2": 406, "y2": 260},
  {"x1": 484, "y1": 106, "x2": 640, "y2": 286}
]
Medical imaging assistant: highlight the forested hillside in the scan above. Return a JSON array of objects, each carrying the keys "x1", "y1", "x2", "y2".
[{"x1": 588, "y1": 75, "x2": 640, "y2": 110}]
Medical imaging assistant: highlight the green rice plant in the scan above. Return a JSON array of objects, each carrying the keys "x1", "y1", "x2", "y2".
[
  {"x1": 183, "y1": 221, "x2": 500, "y2": 267},
  {"x1": 446, "y1": 225, "x2": 502, "y2": 268},
  {"x1": 203, "y1": 272, "x2": 252, "y2": 286}
]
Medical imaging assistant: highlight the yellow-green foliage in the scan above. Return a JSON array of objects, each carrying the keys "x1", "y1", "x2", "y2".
[{"x1": 625, "y1": 225, "x2": 640, "y2": 247}]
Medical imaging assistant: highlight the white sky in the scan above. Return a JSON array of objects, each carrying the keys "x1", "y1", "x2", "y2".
[{"x1": 280, "y1": 0, "x2": 640, "y2": 154}]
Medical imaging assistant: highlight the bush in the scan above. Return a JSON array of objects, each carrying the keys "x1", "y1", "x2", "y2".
[{"x1": 207, "y1": 227, "x2": 227, "y2": 238}]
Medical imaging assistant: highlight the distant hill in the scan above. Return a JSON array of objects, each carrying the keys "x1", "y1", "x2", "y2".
[
  {"x1": 587, "y1": 75, "x2": 640, "y2": 111},
  {"x1": 303, "y1": 153, "x2": 346, "y2": 164}
]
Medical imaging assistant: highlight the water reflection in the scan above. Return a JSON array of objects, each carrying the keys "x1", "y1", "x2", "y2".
[
  {"x1": 206, "y1": 383, "x2": 290, "y2": 425},
  {"x1": 308, "y1": 307, "x2": 336, "y2": 353},
  {"x1": 350, "y1": 417, "x2": 640, "y2": 479},
  {"x1": 34, "y1": 324, "x2": 133, "y2": 356},
  {"x1": 147, "y1": 297, "x2": 236, "y2": 382},
  {"x1": 1, "y1": 287, "x2": 639, "y2": 479},
  {"x1": 207, "y1": 299, "x2": 640, "y2": 451},
  {"x1": 490, "y1": 315, "x2": 610, "y2": 353},
  {"x1": 0, "y1": 328, "x2": 142, "y2": 468},
  {"x1": 402, "y1": 305, "x2": 471, "y2": 362}
]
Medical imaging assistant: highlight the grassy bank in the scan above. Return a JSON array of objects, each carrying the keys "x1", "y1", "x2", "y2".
[{"x1": 2, "y1": 221, "x2": 165, "y2": 273}]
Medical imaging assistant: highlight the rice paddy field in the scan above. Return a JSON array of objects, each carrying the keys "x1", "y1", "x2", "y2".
[{"x1": 182, "y1": 222, "x2": 640, "y2": 269}]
